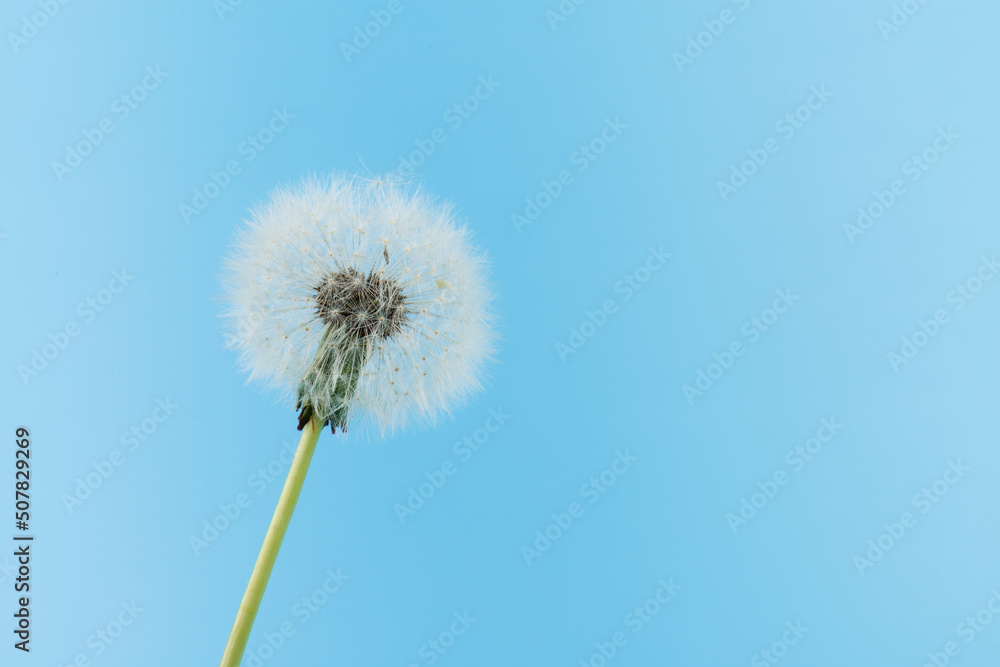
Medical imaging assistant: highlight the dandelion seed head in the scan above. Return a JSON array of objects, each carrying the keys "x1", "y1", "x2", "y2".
[{"x1": 222, "y1": 174, "x2": 495, "y2": 435}]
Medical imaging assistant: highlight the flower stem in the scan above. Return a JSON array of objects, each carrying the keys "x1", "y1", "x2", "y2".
[{"x1": 219, "y1": 415, "x2": 322, "y2": 667}]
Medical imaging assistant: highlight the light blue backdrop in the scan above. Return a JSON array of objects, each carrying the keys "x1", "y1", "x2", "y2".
[{"x1": 2, "y1": 1, "x2": 999, "y2": 665}]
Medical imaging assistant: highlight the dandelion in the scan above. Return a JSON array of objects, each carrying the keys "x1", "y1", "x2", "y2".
[{"x1": 218, "y1": 174, "x2": 494, "y2": 666}]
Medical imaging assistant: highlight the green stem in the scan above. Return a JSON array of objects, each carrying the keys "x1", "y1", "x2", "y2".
[{"x1": 219, "y1": 415, "x2": 322, "y2": 667}]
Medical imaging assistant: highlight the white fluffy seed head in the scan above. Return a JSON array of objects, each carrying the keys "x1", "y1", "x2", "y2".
[{"x1": 222, "y1": 174, "x2": 495, "y2": 435}]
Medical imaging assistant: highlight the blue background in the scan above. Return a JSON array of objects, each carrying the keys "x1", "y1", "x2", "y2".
[{"x1": 2, "y1": 1, "x2": 1000, "y2": 665}]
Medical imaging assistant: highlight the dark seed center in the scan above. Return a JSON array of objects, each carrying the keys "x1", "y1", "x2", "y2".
[{"x1": 314, "y1": 267, "x2": 408, "y2": 339}]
